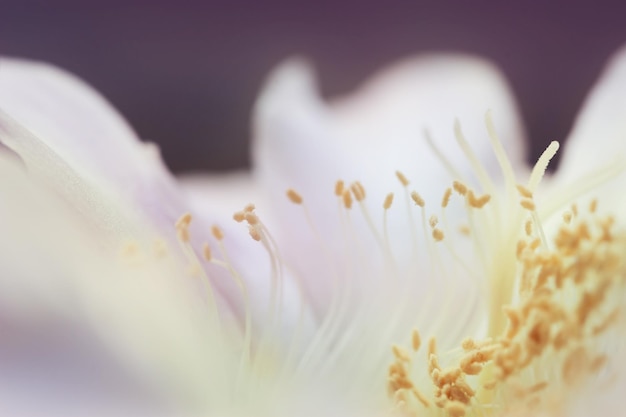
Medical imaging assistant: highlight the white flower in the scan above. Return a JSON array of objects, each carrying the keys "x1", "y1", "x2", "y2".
[{"x1": 0, "y1": 46, "x2": 625, "y2": 417}]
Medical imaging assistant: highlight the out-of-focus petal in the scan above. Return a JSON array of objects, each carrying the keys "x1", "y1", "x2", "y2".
[
  {"x1": 558, "y1": 45, "x2": 626, "y2": 180},
  {"x1": 0, "y1": 57, "x2": 312, "y2": 338},
  {"x1": 252, "y1": 55, "x2": 526, "y2": 313},
  {"x1": 544, "y1": 45, "x2": 626, "y2": 220},
  {"x1": 0, "y1": 57, "x2": 182, "y2": 233}
]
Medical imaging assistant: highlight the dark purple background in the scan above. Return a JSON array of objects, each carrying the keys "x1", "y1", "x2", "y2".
[{"x1": 1, "y1": 0, "x2": 625, "y2": 172}]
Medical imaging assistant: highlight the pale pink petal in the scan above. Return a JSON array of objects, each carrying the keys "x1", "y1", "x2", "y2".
[
  {"x1": 0, "y1": 59, "x2": 314, "y2": 396},
  {"x1": 252, "y1": 56, "x2": 526, "y2": 313}
]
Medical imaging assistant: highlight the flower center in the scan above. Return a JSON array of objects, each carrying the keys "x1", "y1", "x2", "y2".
[{"x1": 386, "y1": 117, "x2": 626, "y2": 417}]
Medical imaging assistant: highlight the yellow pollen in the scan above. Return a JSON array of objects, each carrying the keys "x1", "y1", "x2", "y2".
[
  {"x1": 335, "y1": 180, "x2": 345, "y2": 196},
  {"x1": 442, "y1": 187, "x2": 452, "y2": 208},
  {"x1": 211, "y1": 225, "x2": 224, "y2": 241},
  {"x1": 429, "y1": 215, "x2": 439, "y2": 228},
  {"x1": 411, "y1": 191, "x2": 425, "y2": 207},
  {"x1": 244, "y1": 212, "x2": 259, "y2": 225},
  {"x1": 467, "y1": 191, "x2": 491, "y2": 208},
  {"x1": 520, "y1": 199, "x2": 536, "y2": 211},
  {"x1": 249, "y1": 226, "x2": 261, "y2": 242},
  {"x1": 342, "y1": 189, "x2": 353, "y2": 209},
  {"x1": 175, "y1": 212, "x2": 192, "y2": 229},
  {"x1": 563, "y1": 211, "x2": 573, "y2": 224},
  {"x1": 351, "y1": 181, "x2": 366, "y2": 202},
  {"x1": 412, "y1": 329, "x2": 421, "y2": 352},
  {"x1": 445, "y1": 400, "x2": 466, "y2": 417},
  {"x1": 233, "y1": 211, "x2": 245, "y2": 223},
  {"x1": 432, "y1": 228, "x2": 444, "y2": 242},
  {"x1": 244, "y1": 203, "x2": 255, "y2": 213},
  {"x1": 286, "y1": 188, "x2": 303, "y2": 205},
  {"x1": 525, "y1": 219, "x2": 533, "y2": 236},
  {"x1": 516, "y1": 184, "x2": 533, "y2": 199},
  {"x1": 395, "y1": 170, "x2": 410, "y2": 186},
  {"x1": 452, "y1": 180, "x2": 468, "y2": 196},
  {"x1": 383, "y1": 193, "x2": 394, "y2": 210}
]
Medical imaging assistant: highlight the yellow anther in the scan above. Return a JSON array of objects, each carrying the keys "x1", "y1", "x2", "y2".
[
  {"x1": 245, "y1": 212, "x2": 259, "y2": 225},
  {"x1": 395, "y1": 170, "x2": 410, "y2": 186},
  {"x1": 445, "y1": 401, "x2": 466, "y2": 417},
  {"x1": 392, "y1": 345, "x2": 411, "y2": 362},
  {"x1": 286, "y1": 188, "x2": 303, "y2": 205},
  {"x1": 233, "y1": 211, "x2": 245, "y2": 223},
  {"x1": 461, "y1": 338, "x2": 475, "y2": 351},
  {"x1": 429, "y1": 215, "x2": 439, "y2": 228},
  {"x1": 249, "y1": 226, "x2": 261, "y2": 242},
  {"x1": 520, "y1": 199, "x2": 536, "y2": 211},
  {"x1": 589, "y1": 199, "x2": 598, "y2": 213},
  {"x1": 432, "y1": 228, "x2": 445, "y2": 242},
  {"x1": 211, "y1": 225, "x2": 224, "y2": 241},
  {"x1": 175, "y1": 212, "x2": 193, "y2": 229},
  {"x1": 525, "y1": 219, "x2": 533, "y2": 236},
  {"x1": 351, "y1": 181, "x2": 366, "y2": 202},
  {"x1": 452, "y1": 180, "x2": 468, "y2": 196},
  {"x1": 468, "y1": 191, "x2": 491, "y2": 208},
  {"x1": 563, "y1": 211, "x2": 573, "y2": 224},
  {"x1": 202, "y1": 243, "x2": 212, "y2": 261},
  {"x1": 244, "y1": 203, "x2": 256, "y2": 213},
  {"x1": 442, "y1": 187, "x2": 452, "y2": 208},
  {"x1": 411, "y1": 191, "x2": 425, "y2": 207},
  {"x1": 516, "y1": 184, "x2": 533, "y2": 199},
  {"x1": 334, "y1": 180, "x2": 345, "y2": 196},
  {"x1": 412, "y1": 329, "x2": 421, "y2": 352},
  {"x1": 383, "y1": 193, "x2": 394, "y2": 210},
  {"x1": 428, "y1": 337, "x2": 437, "y2": 358},
  {"x1": 342, "y1": 189, "x2": 353, "y2": 209}
]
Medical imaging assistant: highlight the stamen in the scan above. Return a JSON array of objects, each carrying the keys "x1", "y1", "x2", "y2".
[
  {"x1": 334, "y1": 180, "x2": 345, "y2": 196},
  {"x1": 527, "y1": 141, "x2": 559, "y2": 192},
  {"x1": 452, "y1": 180, "x2": 468, "y2": 196},
  {"x1": 411, "y1": 191, "x2": 425, "y2": 207},
  {"x1": 350, "y1": 181, "x2": 366, "y2": 202},
  {"x1": 286, "y1": 188, "x2": 303, "y2": 205},
  {"x1": 342, "y1": 189, "x2": 353, "y2": 209},
  {"x1": 424, "y1": 129, "x2": 464, "y2": 180},
  {"x1": 383, "y1": 193, "x2": 394, "y2": 210},
  {"x1": 453, "y1": 119, "x2": 495, "y2": 194},
  {"x1": 211, "y1": 225, "x2": 224, "y2": 241},
  {"x1": 395, "y1": 170, "x2": 410, "y2": 187},
  {"x1": 442, "y1": 188, "x2": 452, "y2": 208}
]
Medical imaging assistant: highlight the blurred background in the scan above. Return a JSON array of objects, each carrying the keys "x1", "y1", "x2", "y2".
[{"x1": 1, "y1": 0, "x2": 624, "y2": 173}]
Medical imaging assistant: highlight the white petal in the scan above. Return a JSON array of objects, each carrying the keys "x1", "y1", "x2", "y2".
[
  {"x1": 543, "y1": 45, "x2": 626, "y2": 222},
  {"x1": 558, "y1": 45, "x2": 626, "y2": 180},
  {"x1": 0, "y1": 57, "x2": 183, "y2": 234},
  {"x1": 252, "y1": 55, "x2": 526, "y2": 313}
]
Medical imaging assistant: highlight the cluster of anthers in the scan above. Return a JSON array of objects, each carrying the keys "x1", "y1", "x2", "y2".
[
  {"x1": 388, "y1": 197, "x2": 626, "y2": 417},
  {"x1": 122, "y1": 114, "x2": 625, "y2": 417}
]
